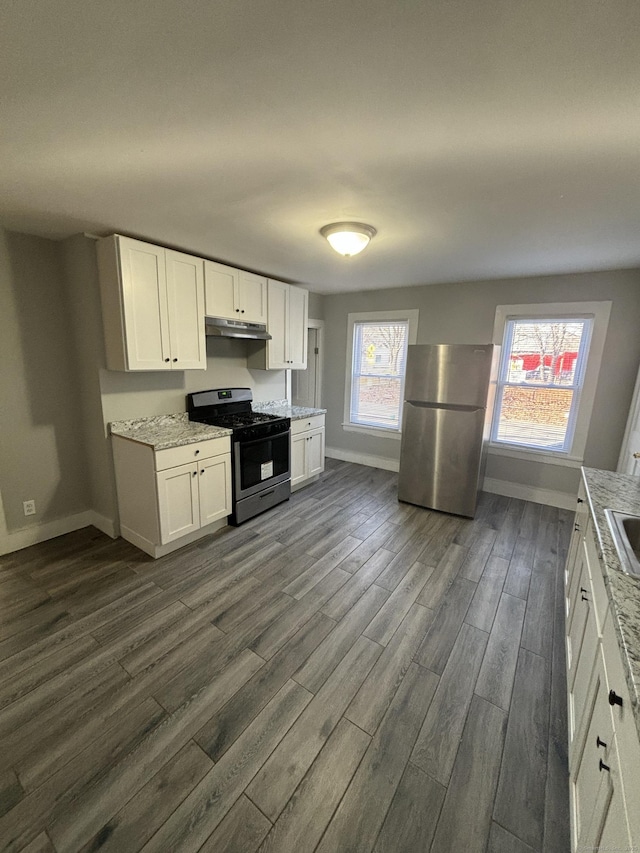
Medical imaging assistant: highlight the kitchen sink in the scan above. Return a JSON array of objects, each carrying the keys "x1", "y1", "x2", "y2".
[{"x1": 604, "y1": 509, "x2": 640, "y2": 577}]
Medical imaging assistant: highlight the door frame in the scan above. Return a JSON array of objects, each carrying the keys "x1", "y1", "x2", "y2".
[
  {"x1": 287, "y1": 318, "x2": 324, "y2": 408},
  {"x1": 617, "y1": 361, "x2": 640, "y2": 474}
]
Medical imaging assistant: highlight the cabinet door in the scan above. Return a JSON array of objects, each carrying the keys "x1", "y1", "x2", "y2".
[
  {"x1": 287, "y1": 285, "x2": 308, "y2": 369},
  {"x1": 266, "y1": 279, "x2": 289, "y2": 369},
  {"x1": 306, "y1": 429, "x2": 325, "y2": 477},
  {"x1": 239, "y1": 272, "x2": 268, "y2": 324},
  {"x1": 291, "y1": 433, "x2": 307, "y2": 488},
  {"x1": 165, "y1": 250, "x2": 206, "y2": 370},
  {"x1": 198, "y1": 455, "x2": 232, "y2": 526},
  {"x1": 204, "y1": 260, "x2": 240, "y2": 321},
  {"x1": 157, "y1": 463, "x2": 200, "y2": 543},
  {"x1": 568, "y1": 552, "x2": 599, "y2": 756},
  {"x1": 572, "y1": 650, "x2": 628, "y2": 851},
  {"x1": 119, "y1": 237, "x2": 171, "y2": 370}
]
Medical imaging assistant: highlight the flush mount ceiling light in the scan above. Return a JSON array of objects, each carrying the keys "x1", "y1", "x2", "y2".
[{"x1": 320, "y1": 221, "x2": 377, "y2": 257}]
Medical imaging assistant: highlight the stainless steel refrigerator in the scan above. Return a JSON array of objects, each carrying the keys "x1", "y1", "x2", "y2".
[{"x1": 398, "y1": 343, "x2": 496, "y2": 518}]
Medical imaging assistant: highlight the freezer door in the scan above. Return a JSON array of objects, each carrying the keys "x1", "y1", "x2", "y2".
[
  {"x1": 405, "y1": 344, "x2": 494, "y2": 407},
  {"x1": 398, "y1": 402, "x2": 486, "y2": 517}
]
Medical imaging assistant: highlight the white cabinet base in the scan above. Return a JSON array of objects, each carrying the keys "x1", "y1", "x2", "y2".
[{"x1": 120, "y1": 518, "x2": 227, "y2": 559}]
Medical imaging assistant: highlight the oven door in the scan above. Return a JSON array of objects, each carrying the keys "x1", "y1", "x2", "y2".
[{"x1": 234, "y1": 430, "x2": 291, "y2": 500}]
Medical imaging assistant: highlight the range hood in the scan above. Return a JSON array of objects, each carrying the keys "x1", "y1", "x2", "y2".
[{"x1": 205, "y1": 316, "x2": 271, "y2": 340}]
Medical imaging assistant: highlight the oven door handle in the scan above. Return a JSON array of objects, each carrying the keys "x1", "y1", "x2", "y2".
[{"x1": 236, "y1": 430, "x2": 290, "y2": 449}]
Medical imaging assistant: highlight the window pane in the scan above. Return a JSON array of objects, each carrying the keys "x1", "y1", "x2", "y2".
[
  {"x1": 351, "y1": 320, "x2": 409, "y2": 429},
  {"x1": 506, "y1": 320, "x2": 587, "y2": 387},
  {"x1": 493, "y1": 316, "x2": 593, "y2": 452},
  {"x1": 352, "y1": 376, "x2": 403, "y2": 428},
  {"x1": 495, "y1": 386, "x2": 574, "y2": 449}
]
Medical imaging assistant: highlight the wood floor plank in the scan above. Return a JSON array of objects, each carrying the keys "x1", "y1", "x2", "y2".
[
  {"x1": 245, "y1": 635, "x2": 382, "y2": 821},
  {"x1": 139, "y1": 679, "x2": 312, "y2": 853},
  {"x1": 198, "y1": 795, "x2": 272, "y2": 853},
  {"x1": 257, "y1": 718, "x2": 370, "y2": 853},
  {"x1": 16, "y1": 832, "x2": 56, "y2": 853},
  {"x1": 373, "y1": 763, "x2": 445, "y2": 853},
  {"x1": 194, "y1": 611, "x2": 334, "y2": 762},
  {"x1": 320, "y1": 548, "x2": 395, "y2": 622},
  {"x1": 249, "y1": 569, "x2": 348, "y2": 660},
  {"x1": 315, "y1": 662, "x2": 439, "y2": 853},
  {"x1": 503, "y1": 534, "x2": 536, "y2": 600},
  {"x1": 282, "y1": 535, "x2": 361, "y2": 599},
  {"x1": 364, "y1": 561, "x2": 434, "y2": 645},
  {"x1": 336, "y1": 521, "x2": 397, "y2": 574},
  {"x1": 374, "y1": 534, "x2": 431, "y2": 591},
  {"x1": 475, "y1": 592, "x2": 527, "y2": 711},
  {"x1": 293, "y1": 584, "x2": 388, "y2": 693},
  {"x1": 0, "y1": 697, "x2": 167, "y2": 853},
  {"x1": 77, "y1": 739, "x2": 213, "y2": 853},
  {"x1": 430, "y1": 694, "x2": 508, "y2": 853},
  {"x1": 411, "y1": 622, "x2": 488, "y2": 785},
  {"x1": 492, "y1": 498, "x2": 526, "y2": 560},
  {"x1": 493, "y1": 647, "x2": 551, "y2": 850},
  {"x1": 465, "y1": 554, "x2": 510, "y2": 633},
  {"x1": 413, "y1": 576, "x2": 477, "y2": 675},
  {"x1": 459, "y1": 525, "x2": 497, "y2": 581},
  {"x1": 415, "y1": 542, "x2": 468, "y2": 610},
  {"x1": 487, "y1": 821, "x2": 536, "y2": 853},
  {"x1": 47, "y1": 650, "x2": 263, "y2": 853},
  {"x1": 0, "y1": 769, "x2": 24, "y2": 820},
  {"x1": 346, "y1": 603, "x2": 435, "y2": 734},
  {"x1": 520, "y1": 511, "x2": 558, "y2": 660}
]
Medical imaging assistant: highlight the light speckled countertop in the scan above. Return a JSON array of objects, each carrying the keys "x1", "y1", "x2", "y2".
[
  {"x1": 582, "y1": 467, "x2": 640, "y2": 736},
  {"x1": 253, "y1": 399, "x2": 327, "y2": 420},
  {"x1": 109, "y1": 413, "x2": 231, "y2": 450}
]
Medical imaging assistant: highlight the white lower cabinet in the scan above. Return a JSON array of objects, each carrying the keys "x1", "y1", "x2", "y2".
[
  {"x1": 565, "y1": 484, "x2": 639, "y2": 852},
  {"x1": 113, "y1": 434, "x2": 231, "y2": 557},
  {"x1": 290, "y1": 415, "x2": 325, "y2": 490}
]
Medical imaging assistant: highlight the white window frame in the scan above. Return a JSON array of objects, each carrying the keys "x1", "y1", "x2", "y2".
[
  {"x1": 343, "y1": 309, "x2": 419, "y2": 439},
  {"x1": 489, "y1": 301, "x2": 611, "y2": 467}
]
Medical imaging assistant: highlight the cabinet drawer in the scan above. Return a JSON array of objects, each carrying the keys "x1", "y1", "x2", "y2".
[
  {"x1": 155, "y1": 436, "x2": 230, "y2": 471},
  {"x1": 291, "y1": 414, "x2": 325, "y2": 435}
]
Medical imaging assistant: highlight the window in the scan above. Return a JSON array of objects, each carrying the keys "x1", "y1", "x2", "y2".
[
  {"x1": 491, "y1": 302, "x2": 611, "y2": 462},
  {"x1": 344, "y1": 310, "x2": 419, "y2": 436}
]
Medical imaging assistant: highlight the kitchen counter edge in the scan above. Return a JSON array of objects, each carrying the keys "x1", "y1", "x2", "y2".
[
  {"x1": 109, "y1": 413, "x2": 232, "y2": 450},
  {"x1": 582, "y1": 466, "x2": 640, "y2": 738}
]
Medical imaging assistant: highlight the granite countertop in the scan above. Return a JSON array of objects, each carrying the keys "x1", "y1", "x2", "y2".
[
  {"x1": 253, "y1": 399, "x2": 327, "y2": 420},
  {"x1": 109, "y1": 413, "x2": 232, "y2": 450},
  {"x1": 582, "y1": 467, "x2": 640, "y2": 736}
]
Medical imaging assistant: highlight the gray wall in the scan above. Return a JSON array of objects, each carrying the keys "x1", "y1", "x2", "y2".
[
  {"x1": 0, "y1": 228, "x2": 90, "y2": 532},
  {"x1": 322, "y1": 268, "x2": 640, "y2": 498},
  {"x1": 308, "y1": 291, "x2": 325, "y2": 320}
]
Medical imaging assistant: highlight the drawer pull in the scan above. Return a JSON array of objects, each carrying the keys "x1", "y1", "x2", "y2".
[
  {"x1": 580, "y1": 587, "x2": 588, "y2": 593},
  {"x1": 577, "y1": 497, "x2": 584, "y2": 503},
  {"x1": 574, "y1": 524, "x2": 580, "y2": 532},
  {"x1": 195, "y1": 450, "x2": 200, "y2": 455},
  {"x1": 201, "y1": 469, "x2": 205, "y2": 474},
  {"x1": 596, "y1": 735, "x2": 607, "y2": 749},
  {"x1": 192, "y1": 471, "x2": 197, "y2": 477},
  {"x1": 608, "y1": 689, "x2": 623, "y2": 707},
  {"x1": 599, "y1": 759, "x2": 610, "y2": 773},
  {"x1": 581, "y1": 594, "x2": 589, "y2": 602}
]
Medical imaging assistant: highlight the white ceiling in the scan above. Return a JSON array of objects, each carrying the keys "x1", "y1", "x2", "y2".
[{"x1": 1, "y1": 0, "x2": 639, "y2": 293}]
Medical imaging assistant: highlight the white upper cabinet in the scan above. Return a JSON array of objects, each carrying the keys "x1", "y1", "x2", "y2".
[
  {"x1": 97, "y1": 235, "x2": 206, "y2": 371},
  {"x1": 248, "y1": 279, "x2": 308, "y2": 370},
  {"x1": 204, "y1": 260, "x2": 267, "y2": 325}
]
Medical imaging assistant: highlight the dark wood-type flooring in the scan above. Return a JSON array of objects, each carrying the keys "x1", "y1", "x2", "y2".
[{"x1": 0, "y1": 460, "x2": 572, "y2": 853}]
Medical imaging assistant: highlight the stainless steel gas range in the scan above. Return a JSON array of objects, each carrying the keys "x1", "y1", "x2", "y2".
[{"x1": 187, "y1": 388, "x2": 290, "y2": 525}]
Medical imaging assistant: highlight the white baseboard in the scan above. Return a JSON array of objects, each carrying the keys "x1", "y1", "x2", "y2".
[
  {"x1": 323, "y1": 450, "x2": 575, "y2": 510},
  {"x1": 0, "y1": 510, "x2": 95, "y2": 556},
  {"x1": 325, "y1": 446, "x2": 400, "y2": 472},
  {"x1": 88, "y1": 511, "x2": 118, "y2": 539},
  {"x1": 482, "y1": 477, "x2": 576, "y2": 510}
]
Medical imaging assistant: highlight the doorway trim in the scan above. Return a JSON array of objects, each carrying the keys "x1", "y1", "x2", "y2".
[{"x1": 287, "y1": 318, "x2": 324, "y2": 407}]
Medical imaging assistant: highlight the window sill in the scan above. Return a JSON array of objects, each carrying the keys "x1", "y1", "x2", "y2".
[
  {"x1": 342, "y1": 423, "x2": 403, "y2": 441},
  {"x1": 488, "y1": 444, "x2": 583, "y2": 469}
]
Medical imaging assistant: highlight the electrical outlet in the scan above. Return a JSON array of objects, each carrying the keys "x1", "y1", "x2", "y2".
[{"x1": 23, "y1": 500, "x2": 36, "y2": 516}]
